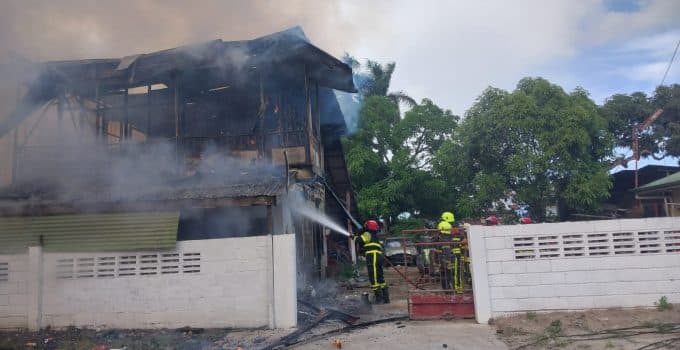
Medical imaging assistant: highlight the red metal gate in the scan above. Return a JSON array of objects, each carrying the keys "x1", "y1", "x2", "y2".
[{"x1": 387, "y1": 228, "x2": 475, "y2": 319}]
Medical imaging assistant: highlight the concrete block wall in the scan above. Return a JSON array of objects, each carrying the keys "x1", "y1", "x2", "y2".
[
  {"x1": 0, "y1": 254, "x2": 29, "y2": 329},
  {"x1": 470, "y1": 217, "x2": 680, "y2": 323},
  {"x1": 0, "y1": 234, "x2": 297, "y2": 330}
]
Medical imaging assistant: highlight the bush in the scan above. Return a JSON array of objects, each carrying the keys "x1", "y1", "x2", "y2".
[
  {"x1": 546, "y1": 320, "x2": 563, "y2": 336},
  {"x1": 655, "y1": 296, "x2": 673, "y2": 311}
]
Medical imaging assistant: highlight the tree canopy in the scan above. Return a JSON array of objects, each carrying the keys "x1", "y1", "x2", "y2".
[
  {"x1": 341, "y1": 56, "x2": 678, "y2": 226},
  {"x1": 344, "y1": 96, "x2": 457, "y2": 221},
  {"x1": 435, "y1": 78, "x2": 613, "y2": 221},
  {"x1": 601, "y1": 84, "x2": 680, "y2": 161}
]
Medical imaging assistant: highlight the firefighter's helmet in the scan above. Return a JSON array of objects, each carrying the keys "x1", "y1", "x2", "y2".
[
  {"x1": 438, "y1": 220, "x2": 452, "y2": 234},
  {"x1": 364, "y1": 220, "x2": 379, "y2": 231},
  {"x1": 520, "y1": 217, "x2": 533, "y2": 224},
  {"x1": 441, "y1": 211, "x2": 455, "y2": 223},
  {"x1": 486, "y1": 215, "x2": 499, "y2": 225}
]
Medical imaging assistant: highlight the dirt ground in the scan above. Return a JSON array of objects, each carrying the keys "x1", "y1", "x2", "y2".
[{"x1": 493, "y1": 307, "x2": 680, "y2": 350}]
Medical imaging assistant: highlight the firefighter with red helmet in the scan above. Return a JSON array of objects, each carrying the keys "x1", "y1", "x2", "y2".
[
  {"x1": 355, "y1": 219, "x2": 389, "y2": 304},
  {"x1": 485, "y1": 215, "x2": 500, "y2": 226}
]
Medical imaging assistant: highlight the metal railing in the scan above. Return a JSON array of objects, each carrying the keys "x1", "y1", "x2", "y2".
[{"x1": 386, "y1": 228, "x2": 472, "y2": 293}]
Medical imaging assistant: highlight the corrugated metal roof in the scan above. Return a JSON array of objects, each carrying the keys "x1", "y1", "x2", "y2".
[
  {"x1": 0, "y1": 212, "x2": 178, "y2": 253},
  {"x1": 0, "y1": 167, "x2": 287, "y2": 203},
  {"x1": 635, "y1": 171, "x2": 680, "y2": 193},
  {"x1": 147, "y1": 180, "x2": 286, "y2": 201}
]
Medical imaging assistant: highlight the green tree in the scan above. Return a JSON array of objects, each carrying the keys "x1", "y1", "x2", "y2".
[
  {"x1": 654, "y1": 84, "x2": 680, "y2": 159},
  {"x1": 344, "y1": 96, "x2": 457, "y2": 221},
  {"x1": 436, "y1": 78, "x2": 614, "y2": 221},
  {"x1": 600, "y1": 84, "x2": 680, "y2": 162}
]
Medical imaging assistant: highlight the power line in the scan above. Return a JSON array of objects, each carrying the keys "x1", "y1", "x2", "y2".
[{"x1": 660, "y1": 38, "x2": 680, "y2": 86}]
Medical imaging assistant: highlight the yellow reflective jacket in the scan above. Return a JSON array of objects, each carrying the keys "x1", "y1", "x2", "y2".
[
  {"x1": 437, "y1": 221, "x2": 452, "y2": 234},
  {"x1": 355, "y1": 231, "x2": 382, "y2": 254}
]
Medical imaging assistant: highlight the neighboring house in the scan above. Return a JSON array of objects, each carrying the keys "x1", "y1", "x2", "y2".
[
  {"x1": 635, "y1": 171, "x2": 680, "y2": 217},
  {"x1": 0, "y1": 27, "x2": 357, "y2": 330},
  {"x1": 608, "y1": 165, "x2": 679, "y2": 217}
]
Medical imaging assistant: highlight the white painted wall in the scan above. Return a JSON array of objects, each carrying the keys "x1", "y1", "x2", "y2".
[
  {"x1": 0, "y1": 235, "x2": 297, "y2": 330},
  {"x1": 0, "y1": 253, "x2": 29, "y2": 329},
  {"x1": 470, "y1": 217, "x2": 680, "y2": 324}
]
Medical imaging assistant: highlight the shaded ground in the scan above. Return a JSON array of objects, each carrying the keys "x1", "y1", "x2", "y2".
[{"x1": 493, "y1": 307, "x2": 680, "y2": 350}]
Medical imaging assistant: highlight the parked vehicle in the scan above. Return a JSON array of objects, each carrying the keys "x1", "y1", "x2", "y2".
[{"x1": 384, "y1": 237, "x2": 418, "y2": 266}]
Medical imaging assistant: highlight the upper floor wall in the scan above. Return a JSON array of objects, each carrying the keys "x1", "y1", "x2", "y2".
[{"x1": 0, "y1": 28, "x2": 354, "y2": 189}]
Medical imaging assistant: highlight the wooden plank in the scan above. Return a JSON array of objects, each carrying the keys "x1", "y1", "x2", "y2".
[{"x1": 272, "y1": 146, "x2": 305, "y2": 165}]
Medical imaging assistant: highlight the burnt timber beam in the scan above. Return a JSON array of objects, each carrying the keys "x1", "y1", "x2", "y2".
[
  {"x1": 95, "y1": 80, "x2": 101, "y2": 140},
  {"x1": 123, "y1": 87, "x2": 129, "y2": 140},
  {"x1": 57, "y1": 94, "x2": 64, "y2": 141},
  {"x1": 18, "y1": 102, "x2": 52, "y2": 152},
  {"x1": 173, "y1": 74, "x2": 181, "y2": 172},
  {"x1": 11, "y1": 83, "x2": 21, "y2": 184},
  {"x1": 303, "y1": 65, "x2": 311, "y2": 165},
  {"x1": 146, "y1": 85, "x2": 151, "y2": 141}
]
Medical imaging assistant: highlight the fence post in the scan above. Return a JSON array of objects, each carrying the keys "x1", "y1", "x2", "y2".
[
  {"x1": 469, "y1": 226, "x2": 492, "y2": 324},
  {"x1": 272, "y1": 234, "x2": 297, "y2": 328},
  {"x1": 27, "y1": 245, "x2": 43, "y2": 330}
]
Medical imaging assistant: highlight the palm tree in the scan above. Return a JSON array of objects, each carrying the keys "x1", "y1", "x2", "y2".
[{"x1": 343, "y1": 55, "x2": 416, "y2": 108}]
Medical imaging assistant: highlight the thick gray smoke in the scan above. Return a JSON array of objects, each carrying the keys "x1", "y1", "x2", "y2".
[
  {"x1": 7, "y1": 133, "x2": 280, "y2": 204},
  {"x1": 0, "y1": 0, "x2": 372, "y2": 63},
  {"x1": 0, "y1": 1, "x2": 374, "y2": 182}
]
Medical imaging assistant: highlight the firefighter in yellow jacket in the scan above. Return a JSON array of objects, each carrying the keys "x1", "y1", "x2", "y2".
[
  {"x1": 355, "y1": 220, "x2": 389, "y2": 304},
  {"x1": 437, "y1": 211, "x2": 463, "y2": 293}
]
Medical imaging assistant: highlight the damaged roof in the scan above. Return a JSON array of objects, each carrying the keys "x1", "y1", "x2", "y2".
[
  {"x1": 0, "y1": 165, "x2": 287, "y2": 205},
  {"x1": 150, "y1": 175, "x2": 286, "y2": 201},
  {"x1": 0, "y1": 26, "x2": 356, "y2": 137}
]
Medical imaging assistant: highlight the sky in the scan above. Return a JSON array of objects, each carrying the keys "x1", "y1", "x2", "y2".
[{"x1": 0, "y1": 0, "x2": 678, "y2": 168}]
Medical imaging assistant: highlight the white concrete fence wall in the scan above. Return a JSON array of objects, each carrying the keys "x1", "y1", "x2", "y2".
[
  {"x1": 0, "y1": 253, "x2": 29, "y2": 328},
  {"x1": 470, "y1": 217, "x2": 680, "y2": 324},
  {"x1": 0, "y1": 235, "x2": 297, "y2": 330}
]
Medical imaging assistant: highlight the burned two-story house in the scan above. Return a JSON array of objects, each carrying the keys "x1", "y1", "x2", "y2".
[{"x1": 0, "y1": 27, "x2": 358, "y2": 330}]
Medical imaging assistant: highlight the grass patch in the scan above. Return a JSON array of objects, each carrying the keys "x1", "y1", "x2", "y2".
[
  {"x1": 655, "y1": 296, "x2": 673, "y2": 311},
  {"x1": 546, "y1": 320, "x2": 563, "y2": 337},
  {"x1": 526, "y1": 311, "x2": 537, "y2": 320}
]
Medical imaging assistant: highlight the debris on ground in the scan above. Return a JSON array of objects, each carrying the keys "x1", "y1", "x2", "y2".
[
  {"x1": 494, "y1": 308, "x2": 680, "y2": 350},
  {"x1": 0, "y1": 327, "x2": 289, "y2": 350}
]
